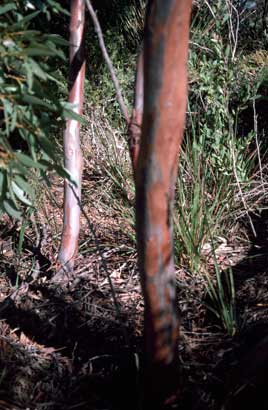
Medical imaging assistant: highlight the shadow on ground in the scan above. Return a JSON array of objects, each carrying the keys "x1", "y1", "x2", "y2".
[
  {"x1": 0, "y1": 280, "x2": 140, "y2": 410},
  {"x1": 1, "y1": 210, "x2": 268, "y2": 410}
]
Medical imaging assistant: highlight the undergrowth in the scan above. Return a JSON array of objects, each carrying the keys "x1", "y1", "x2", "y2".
[{"x1": 81, "y1": 0, "x2": 268, "y2": 333}]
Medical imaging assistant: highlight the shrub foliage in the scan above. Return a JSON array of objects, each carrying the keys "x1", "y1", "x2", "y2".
[{"x1": 0, "y1": 1, "x2": 73, "y2": 219}]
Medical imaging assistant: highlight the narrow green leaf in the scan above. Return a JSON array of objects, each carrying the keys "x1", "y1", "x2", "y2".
[
  {"x1": 9, "y1": 11, "x2": 40, "y2": 30},
  {"x1": 24, "y1": 62, "x2": 33, "y2": 91},
  {"x1": 18, "y1": 218, "x2": 28, "y2": 256},
  {"x1": 3, "y1": 199, "x2": 22, "y2": 219},
  {"x1": 30, "y1": 59, "x2": 48, "y2": 80},
  {"x1": 16, "y1": 153, "x2": 47, "y2": 169},
  {"x1": 23, "y1": 48, "x2": 52, "y2": 56},
  {"x1": 44, "y1": 34, "x2": 69, "y2": 46},
  {"x1": 21, "y1": 94, "x2": 56, "y2": 110},
  {"x1": 63, "y1": 108, "x2": 86, "y2": 123},
  {"x1": 53, "y1": 164, "x2": 77, "y2": 185},
  {"x1": 14, "y1": 175, "x2": 34, "y2": 197},
  {"x1": 46, "y1": 0, "x2": 70, "y2": 15},
  {"x1": 38, "y1": 136, "x2": 56, "y2": 160},
  {"x1": 0, "y1": 171, "x2": 5, "y2": 198},
  {"x1": 11, "y1": 181, "x2": 32, "y2": 206}
]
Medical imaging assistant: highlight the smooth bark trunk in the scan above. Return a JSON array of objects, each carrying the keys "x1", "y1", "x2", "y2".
[
  {"x1": 135, "y1": 0, "x2": 192, "y2": 407},
  {"x1": 57, "y1": 0, "x2": 85, "y2": 274}
]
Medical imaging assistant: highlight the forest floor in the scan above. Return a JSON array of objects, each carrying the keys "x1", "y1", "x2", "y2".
[{"x1": 1, "y1": 160, "x2": 268, "y2": 410}]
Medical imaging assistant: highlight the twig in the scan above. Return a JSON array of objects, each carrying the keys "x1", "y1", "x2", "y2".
[
  {"x1": 263, "y1": 0, "x2": 268, "y2": 30},
  {"x1": 231, "y1": 136, "x2": 256, "y2": 237},
  {"x1": 225, "y1": 0, "x2": 239, "y2": 61},
  {"x1": 128, "y1": 44, "x2": 144, "y2": 171},
  {"x1": 85, "y1": 0, "x2": 130, "y2": 124},
  {"x1": 253, "y1": 98, "x2": 265, "y2": 193},
  {"x1": 204, "y1": 0, "x2": 216, "y2": 19}
]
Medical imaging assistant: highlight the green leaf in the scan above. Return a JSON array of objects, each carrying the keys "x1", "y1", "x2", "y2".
[
  {"x1": 30, "y1": 59, "x2": 48, "y2": 80},
  {"x1": 3, "y1": 199, "x2": 22, "y2": 219},
  {"x1": 16, "y1": 153, "x2": 47, "y2": 169},
  {"x1": 9, "y1": 11, "x2": 40, "y2": 30},
  {"x1": 11, "y1": 181, "x2": 32, "y2": 206},
  {"x1": 0, "y1": 3, "x2": 16, "y2": 15},
  {"x1": 44, "y1": 34, "x2": 69, "y2": 46},
  {"x1": 63, "y1": 108, "x2": 86, "y2": 124},
  {"x1": 0, "y1": 171, "x2": 6, "y2": 199},
  {"x1": 22, "y1": 46, "x2": 57, "y2": 57},
  {"x1": 38, "y1": 136, "x2": 57, "y2": 160},
  {"x1": 53, "y1": 164, "x2": 76, "y2": 184},
  {"x1": 24, "y1": 62, "x2": 34, "y2": 91},
  {"x1": 14, "y1": 175, "x2": 34, "y2": 198},
  {"x1": 21, "y1": 94, "x2": 56, "y2": 110},
  {"x1": 46, "y1": 0, "x2": 70, "y2": 15},
  {"x1": 18, "y1": 218, "x2": 28, "y2": 256}
]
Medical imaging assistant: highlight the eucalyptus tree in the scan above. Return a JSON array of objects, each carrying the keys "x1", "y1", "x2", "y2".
[
  {"x1": 136, "y1": 1, "x2": 192, "y2": 406},
  {"x1": 57, "y1": 0, "x2": 86, "y2": 273}
]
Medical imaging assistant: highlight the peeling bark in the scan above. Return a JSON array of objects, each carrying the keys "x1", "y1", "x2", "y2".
[
  {"x1": 135, "y1": 0, "x2": 192, "y2": 407},
  {"x1": 57, "y1": 0, "x2": 85, "y2": 274}
]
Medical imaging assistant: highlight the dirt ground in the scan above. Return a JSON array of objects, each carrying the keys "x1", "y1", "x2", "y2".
[{"x1": 1, "y1": 174, "x2": 268, "y2": 410}]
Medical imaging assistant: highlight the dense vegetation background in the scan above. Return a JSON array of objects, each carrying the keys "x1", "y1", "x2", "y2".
[{"x1": 1, "y1": 1, "x2": 268, "y2": 409}]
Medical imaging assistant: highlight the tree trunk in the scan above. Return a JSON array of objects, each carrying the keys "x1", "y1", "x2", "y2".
[
  {"x1": 57, "y1": 0, "x2": 85, "y2": 275},
  {"x1": 135, "y1": 0, "x2": 192, "y2": 407}
]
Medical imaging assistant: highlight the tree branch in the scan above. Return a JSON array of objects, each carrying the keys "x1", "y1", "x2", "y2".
[
  {"x1": 85, "y1": 0, "x2": 130, "y2": 124},
  {"x1": 128, "y1": 44, "x2": 144, "y2": 173}
]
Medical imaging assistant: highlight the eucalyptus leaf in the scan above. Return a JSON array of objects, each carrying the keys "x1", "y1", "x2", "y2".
[
  {"x1": 0, "y1": 3, "x2": 16, "y2": 15},
  {"x1": 9, "y1": 11, "x2": 40, "y2": 30},
  {"x1": 11, "y1": 181, "x2": 32, "y2": 206},
  {"x1": 63, "y1": 108, "x2": 86, "y2": 124},
  {"x1": 16, "y1": 153, "x2": 47, "y2": 169},
  {"x1": 14, "y1": 174, "x2": 34, "y2": 197},
  {"x1": 3, "y1": 199, "x2": 22, "y2": 219},
  {"x1": 38, "y1": 136, "x2": 57, "y2": 160},
  {"x1": 22, "y1": 94, "x2": 56, "y2": 110},
  {"x1": 0, "y1": 171, "x2": 5, "y2": 198}
]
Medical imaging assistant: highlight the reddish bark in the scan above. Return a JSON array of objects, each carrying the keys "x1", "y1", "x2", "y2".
[
  {"x1": 135, "y1": 0, "x2": 192, "y2": 407},
  {"x1": 57, "y1": 0, "x2": 85, "y2": 274}
]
